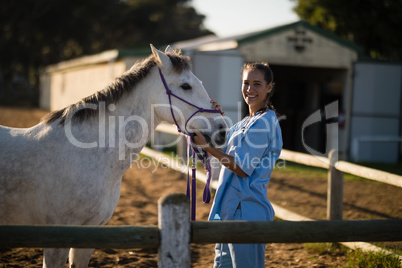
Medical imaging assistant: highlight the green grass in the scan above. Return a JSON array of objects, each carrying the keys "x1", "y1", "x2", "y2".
[
  {"x1": 372, "y1": 243, "x2": 402, "y2": 256},
  {"x1": 303, "y1": 242, "x2": 342, "y2": 254},
  {"x1": 273, "y1": 160, "x2": 328, "y2": 178},
  {"x1": 273, "y1": 160, "x2": 402, "y2": 182},
  {"x1": 344, "y1": 248, "x2": 401, "y2": 268},
  {"x1": 303, "y1": 243, "x2": 402, "y2": 268}
]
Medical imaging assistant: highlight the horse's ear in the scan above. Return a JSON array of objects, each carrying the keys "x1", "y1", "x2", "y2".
[
  {"x1": 150, "y1": 44, "x2": 171, "y2": 69},
  {"x1": 165, "y1": 45, "x2": 176, "y2": 54}
]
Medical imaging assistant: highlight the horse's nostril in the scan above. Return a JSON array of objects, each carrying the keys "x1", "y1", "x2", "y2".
[{"x1": 218, "y1": 125, "x2": 227, "y2": 139}]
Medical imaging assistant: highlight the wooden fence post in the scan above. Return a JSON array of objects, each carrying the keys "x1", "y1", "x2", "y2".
[
  {"x1": 158, "y1": 193, "x2": 190, "y2": 268},
  {"x1": 327, "y1": 149, "x2": 344, "y2": 220}
]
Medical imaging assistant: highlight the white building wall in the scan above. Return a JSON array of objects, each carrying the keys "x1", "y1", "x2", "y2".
[
  {"x1": 39, "y1": 72, "x2": 51, "y2": 110},
  {"x1": 190, "y1": 50, "x2": 244, "y2": 127},
  {"x1": 239, "y1": 27, "x2": 358, "y2": 69},
  {"x1": 43, "y1": 61, "x2": 126, "y2": 111},
  {"x1": 350, "y1": 62, "x2": 402, "y2": 162}
]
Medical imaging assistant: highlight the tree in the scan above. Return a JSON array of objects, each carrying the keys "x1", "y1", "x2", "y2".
[
  {"x1": 0, "y1": 0, "x2": 212, "y2": 105},
  {"x1": 293, "y1": 0, "x2": 402, "y2": 61}
]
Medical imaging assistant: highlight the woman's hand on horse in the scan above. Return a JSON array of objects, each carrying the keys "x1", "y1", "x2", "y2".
[
  {"x1": 192, "y1": 131, "x2": 209, "y2": 149},
  {"x1": 210, "y1": 99, "x2": 225, "y2": 116}
]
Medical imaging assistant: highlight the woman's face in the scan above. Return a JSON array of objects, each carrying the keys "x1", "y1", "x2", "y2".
[{"x1": 242, "y1": 69, "x2": 272, "y2": 113}]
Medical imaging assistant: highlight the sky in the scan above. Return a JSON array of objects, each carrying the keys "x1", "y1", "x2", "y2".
[{"x1": 191, "y1": 0, "x2": 300, "y2": 37}]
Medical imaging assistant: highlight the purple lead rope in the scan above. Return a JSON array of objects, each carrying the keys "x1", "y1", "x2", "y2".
[
  {"x1": 186, "y1": 136, "x2": 212, "y2": 220},
  {"x1": 191, "y1": 156, "x2": 197, "y2": 221},
  {"x1": 158, "y1": 68, "x2": 220, "y2": 221},
  {"x1": 202, "y1": 151, "x2": 212, "y2": 204},
  {"x1": 186, "y1": 136, "x2": 197, "y2": 221}
]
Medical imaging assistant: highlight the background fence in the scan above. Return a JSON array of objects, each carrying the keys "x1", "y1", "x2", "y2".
[
  {"x1": 151, "y1": 123, "x2": 402, "y2": 220},
  {"x1": 146, "y1": 124, "x2": 402, "y2": 257}
]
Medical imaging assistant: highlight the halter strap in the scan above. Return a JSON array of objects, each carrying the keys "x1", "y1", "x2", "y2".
[
  {"x1": 158, "y1": 68, "x2": 221, "y2": 135},
  {"x1": 158, "y1": 67, "x2": 221, "y2": 220}
]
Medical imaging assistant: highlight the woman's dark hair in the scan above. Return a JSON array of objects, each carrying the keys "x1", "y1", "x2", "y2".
[{"x1": 242, "y1": 62, "x2": 276, "y2": 111}]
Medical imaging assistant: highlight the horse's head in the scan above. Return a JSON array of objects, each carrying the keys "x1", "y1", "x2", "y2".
[{"x1": 150, "y1": 45, "x2": 227, "y2": 147}]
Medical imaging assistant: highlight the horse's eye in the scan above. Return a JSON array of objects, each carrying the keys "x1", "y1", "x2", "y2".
[{"x1": 181, "y1": 83, "x2": 192, "y2": 90}]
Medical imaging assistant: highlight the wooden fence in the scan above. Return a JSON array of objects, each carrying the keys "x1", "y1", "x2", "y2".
[
  {"x1": 1, "y1": 194, "x2": 401, "y2": 267},
  {"x1": 2, "y1": 125, "x2": 402, "y2": 266},
  {"x1": 279, "y1": 148, "x2": 402, "y2": 220},
  {"x1": 151, "y1": 123, "x2": 402, "y2": 220},
  {"x1": 147, "y1": 124, "x2": 402, "y2": 258}
]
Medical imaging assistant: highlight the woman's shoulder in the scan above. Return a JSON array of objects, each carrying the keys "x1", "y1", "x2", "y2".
[
  {"x1": 256, "y1": 109, "x2": 279, "y2": 126},
  {"x1": 263, "y1": 109, "x2": 278, "y2": 119}
]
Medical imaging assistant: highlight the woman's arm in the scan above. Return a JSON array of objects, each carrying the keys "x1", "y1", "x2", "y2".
[{"x1": 193, "y1": 131, "x2": 247, "y2": 177}]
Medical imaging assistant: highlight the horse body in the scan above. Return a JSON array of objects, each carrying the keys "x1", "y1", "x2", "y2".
[
  {"x1": 0, "y1": 123, "x2": 121, "y2": 226},
  {"x1": 0, "y1": 45, "x2": 226, "y2": 267},
  {"x1": 0, "y1": 95, "x2": 140, "y2": 226}
]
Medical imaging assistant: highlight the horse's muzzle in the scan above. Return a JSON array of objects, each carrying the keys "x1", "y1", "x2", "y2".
[{"x1": 209, "y1": 124, "x2": 227, "y2": 147}]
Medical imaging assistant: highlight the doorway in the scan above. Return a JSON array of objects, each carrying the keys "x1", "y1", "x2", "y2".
[{"x1": 270, "y1": 65, "x2": 346, "y2": 154}]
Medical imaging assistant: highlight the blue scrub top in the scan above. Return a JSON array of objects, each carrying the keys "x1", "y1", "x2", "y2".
[{"x1": 209, "y1": 109, "x2": 283, "y2": 222}]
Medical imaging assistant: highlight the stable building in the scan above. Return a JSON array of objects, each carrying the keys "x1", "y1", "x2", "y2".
[{"x1": 40, "y1": 21, "x2": 402, "y2": 163}]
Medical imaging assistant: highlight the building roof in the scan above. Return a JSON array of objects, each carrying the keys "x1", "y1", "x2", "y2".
[
  {"x1": 174, "y1": 20, "x2": 364, "y2": 55},
  {"x1": 43, "y1": 48, "x2": 151, "y2": 73},
  {"x1": 44, "y1": 20, "x2": 366, "y2": 73}
]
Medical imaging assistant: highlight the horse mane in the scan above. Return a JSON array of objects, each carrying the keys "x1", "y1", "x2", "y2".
[{"x1": 42, "y1": 51, "x2": 191, "y2": 125}]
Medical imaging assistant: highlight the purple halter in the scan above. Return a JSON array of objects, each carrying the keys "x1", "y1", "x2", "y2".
[{"x1": 158, "y1": 68, "x2": 222, "y2": 220}]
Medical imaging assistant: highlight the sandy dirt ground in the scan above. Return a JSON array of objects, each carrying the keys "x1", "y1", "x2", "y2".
[{"x1": 0, "y1": 106, "x2": 401, "y2": 267}]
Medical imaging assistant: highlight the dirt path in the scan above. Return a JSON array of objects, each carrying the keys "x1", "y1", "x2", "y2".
[{"x1": 0, "y1": 106, "x2": 401, "y2": 267}]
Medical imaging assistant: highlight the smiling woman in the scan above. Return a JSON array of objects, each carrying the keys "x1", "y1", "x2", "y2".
[
  {"x1": 242, "y1": 62, "x2": 275, "y2": 116},
  {"x1": 192, "y1": 62, "x2": 282, "y2": 268}
]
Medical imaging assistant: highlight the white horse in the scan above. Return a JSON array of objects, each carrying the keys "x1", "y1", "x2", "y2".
[{"x1": 0, "y1": 45, "x2": 227, "y2": 268}]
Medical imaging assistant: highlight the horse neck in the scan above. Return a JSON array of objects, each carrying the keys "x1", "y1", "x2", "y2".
[
  {"x1": 102, "y1": 74, "x2": 162, "y2": 170},
  {"x1": 53, "y1": 69, "x2": 164, "y2": 176}
]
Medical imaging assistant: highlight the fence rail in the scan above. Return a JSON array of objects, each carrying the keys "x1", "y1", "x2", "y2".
[
  {"x1": 192, "y1": 219, "x2": 402, "y2": 244},
  {"x1": 279, "y1": 148, "x2": 402, "y2": 188},
  {"x1": 279, "y1": 149, "x2": 329, "y2": 169},
  {"x1": 1, "y1": 194, "x2": 402, "y2": 267},
  {"x1": 1, "y1": 219, "x2": 401, "y2": 248},
  {"x1": 335, "y1": 160, "x2": 402, "y2": 188},
  {"x1": 0, "y1": 225, "x2": 159, "y2": 249}
]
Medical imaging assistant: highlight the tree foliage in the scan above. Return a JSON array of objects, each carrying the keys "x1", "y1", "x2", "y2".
[
  {"x1": 0, "y1": 0, "x2": 212, "y2": 105},
  {"x1": 293, "y1": 0, "x2": 402, "y2": 61}
]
